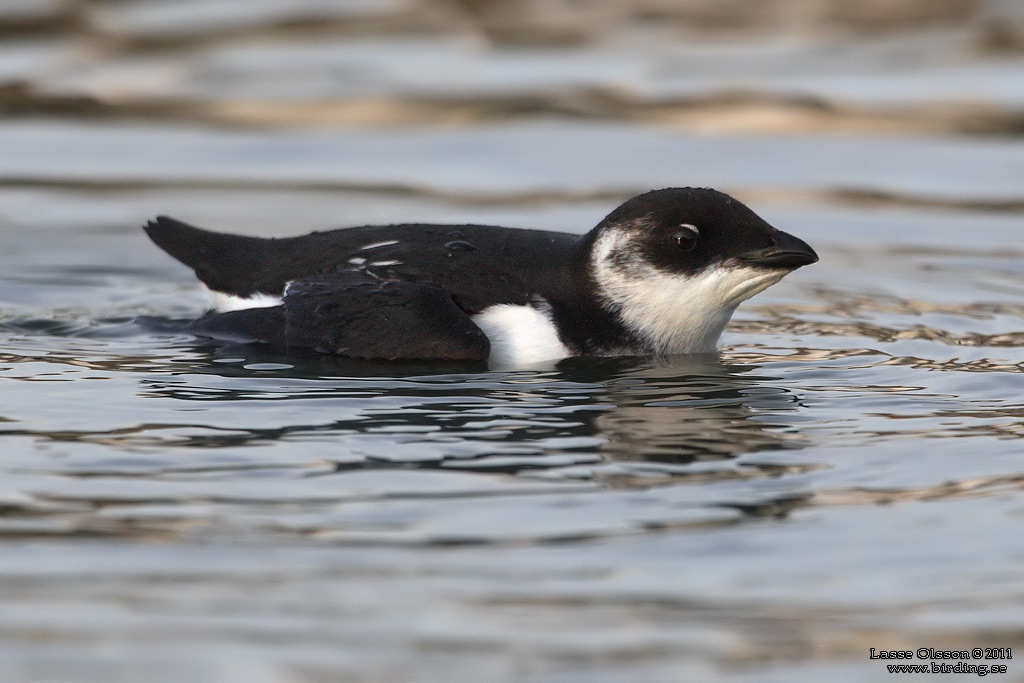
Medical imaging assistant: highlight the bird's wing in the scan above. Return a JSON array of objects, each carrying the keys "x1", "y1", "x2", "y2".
[
  {"x1": 281, "y1": 272, "x2": 490, "y2": 360},
  {"x1": 140, "y1": 271, "x2": 491, "y2": 362}
]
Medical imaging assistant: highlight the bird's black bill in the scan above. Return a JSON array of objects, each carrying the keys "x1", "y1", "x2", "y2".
[{"x1": 740, "y1": 229, "x2": 819, "y2": 269}]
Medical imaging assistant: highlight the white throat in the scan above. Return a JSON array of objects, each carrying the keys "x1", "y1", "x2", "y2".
[{"x1": 590, "y1": 230, "x2": 787, "y2": 355}]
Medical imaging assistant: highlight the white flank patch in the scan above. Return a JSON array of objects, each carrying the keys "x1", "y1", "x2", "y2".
[
  {"x1": 591, "y1": 230, "x2": 787, "y2": 355},
  {"x1": 359, "y1": 240, "x2": 399, "y2": 251},
  {"x1": 348, "y1": 257, "x2": 366, "y2": 265},
  {"x1": 205, "y1": 285, "x2": 283, "y2": 313},
  {"x1": 369, "y1": 260, "x2": 403, "y2": 267},
  {"x1": 472, "y1": 302, "x2": 570, "y2": 366}
]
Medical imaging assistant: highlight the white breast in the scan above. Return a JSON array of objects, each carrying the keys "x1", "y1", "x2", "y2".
[{"x1": 471, "y1": 302, "x2": 570, "y2": 367}]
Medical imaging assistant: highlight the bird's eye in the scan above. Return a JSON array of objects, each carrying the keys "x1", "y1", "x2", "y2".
[{"x1": 673, "y1": 224, "x2": 699, "y2": 251}]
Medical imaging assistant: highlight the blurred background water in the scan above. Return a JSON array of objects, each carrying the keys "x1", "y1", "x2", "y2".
[{"x1": 1, "y1": 1, "x2": 1024, "y2": 681}]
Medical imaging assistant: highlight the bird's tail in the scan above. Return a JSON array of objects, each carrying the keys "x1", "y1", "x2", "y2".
[{"x1": 143, "y1": 216, "x2": 287, "y2": 297}]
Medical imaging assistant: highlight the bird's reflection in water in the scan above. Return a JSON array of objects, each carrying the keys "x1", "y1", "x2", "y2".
[
  {"x1": 134, "y1": 340, "x2": 807, "y2": 468},
  {"x1": 556, "y1": 355, "x2": 804, "y2": 464}
]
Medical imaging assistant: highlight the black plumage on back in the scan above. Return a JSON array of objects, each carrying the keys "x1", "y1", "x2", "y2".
[{"x1": 143, "y1": 215, "x2": 583, "y2": 314}]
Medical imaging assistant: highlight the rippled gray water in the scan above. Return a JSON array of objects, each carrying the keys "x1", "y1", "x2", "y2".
[{"x1": 2, "y1": 1, "x2": 1024, "y2": 682}]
